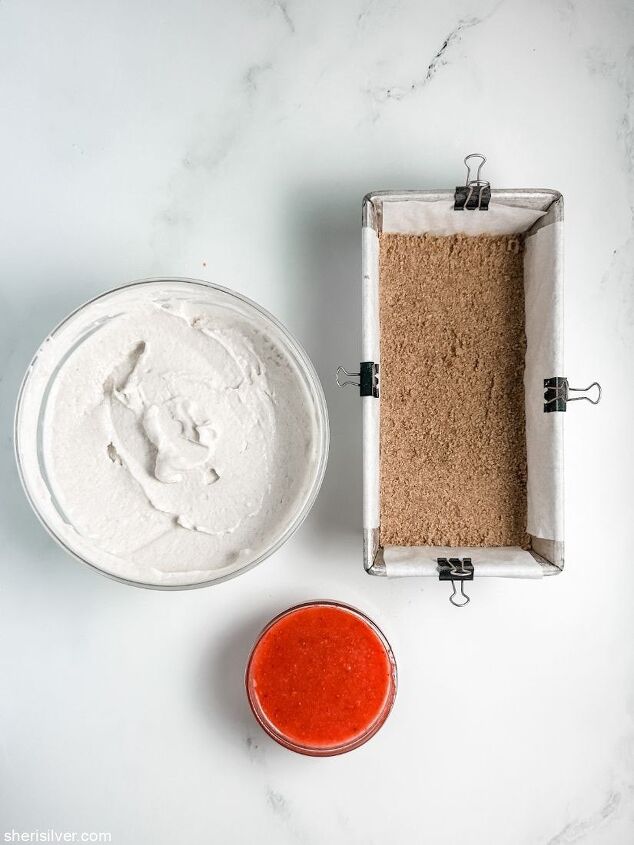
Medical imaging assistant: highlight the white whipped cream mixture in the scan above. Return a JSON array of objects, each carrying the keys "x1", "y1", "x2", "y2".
[{"x1": 18, "y1": 283, "x2": 324, "y2": 586}]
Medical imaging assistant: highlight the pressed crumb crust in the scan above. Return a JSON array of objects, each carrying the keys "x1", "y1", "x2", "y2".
[{"x1": 379, "y1": 233, "x2": 529, "y2": 548}]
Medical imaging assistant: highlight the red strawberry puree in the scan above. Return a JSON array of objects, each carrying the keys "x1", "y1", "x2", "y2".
[{"x1": 246, "y1": 602, "x2": 396, "y2": 755}]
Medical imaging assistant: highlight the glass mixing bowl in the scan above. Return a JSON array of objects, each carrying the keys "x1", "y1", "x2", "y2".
[{"x1": 14, "y1": 278, "x2": 329, "y2": 589}]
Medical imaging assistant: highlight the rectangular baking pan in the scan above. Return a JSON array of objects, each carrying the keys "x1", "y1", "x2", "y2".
[
  {"x1": 337, "y1": 153, "x2": 601, "y2": 592},
  {"x1": 343, "y1": 158, "x2": 601, "y2": 589}
]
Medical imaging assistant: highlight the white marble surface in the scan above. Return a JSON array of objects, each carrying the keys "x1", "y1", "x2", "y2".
[{"x1": 1, "y1": 1, "x2": 633, "y2": 842}]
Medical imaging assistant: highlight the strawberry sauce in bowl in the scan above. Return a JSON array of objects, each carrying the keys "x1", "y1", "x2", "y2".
[{"x1": 246, "y1": 601, "x2": 397, "y2": 756}]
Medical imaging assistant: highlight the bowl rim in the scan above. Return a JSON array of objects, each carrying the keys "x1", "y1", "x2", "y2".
[{"x1": 14, "y1": 277, "x2": 330, "y2": 590}]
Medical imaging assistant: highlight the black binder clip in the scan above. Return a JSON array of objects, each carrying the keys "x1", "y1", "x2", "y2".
[
  {"x1": 544, "y1": 377, "x2": 602, "y2": 412},
  {"x1": 336, "y1": 362, "x2": 379, "y2": 398},
  {"x1": 438, "y1": 557, "x2": 474, "y2": 607},
  {"x1": 454, "y1": 153, "x2": 491, "y2": 211}
]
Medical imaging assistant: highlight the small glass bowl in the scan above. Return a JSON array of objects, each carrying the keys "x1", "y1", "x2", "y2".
[
  {"x1": 246, "y1": 601, "x2": 397, "y2": 756},
  {"x1": 14, "y1": 278, "x2": 329, "y2": 589}
]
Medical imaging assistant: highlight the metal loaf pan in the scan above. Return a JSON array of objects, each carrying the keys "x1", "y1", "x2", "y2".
[{"x1": 338, "y1": 156, "x2": 601, "y2": 601}]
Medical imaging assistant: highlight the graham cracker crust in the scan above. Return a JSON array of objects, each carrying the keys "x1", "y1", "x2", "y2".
[{"x1": 379, "y1": 233, "x2": 529, "y2": 548}]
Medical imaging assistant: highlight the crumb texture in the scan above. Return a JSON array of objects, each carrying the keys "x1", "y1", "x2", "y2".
[{"x1": 379, "y1": 233, "x2": 529, "y2": 548}]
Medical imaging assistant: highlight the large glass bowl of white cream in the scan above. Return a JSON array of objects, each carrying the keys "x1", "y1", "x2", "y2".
[{"x1": 15, "y1": 279, "x2": 329, "y2": 589}]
